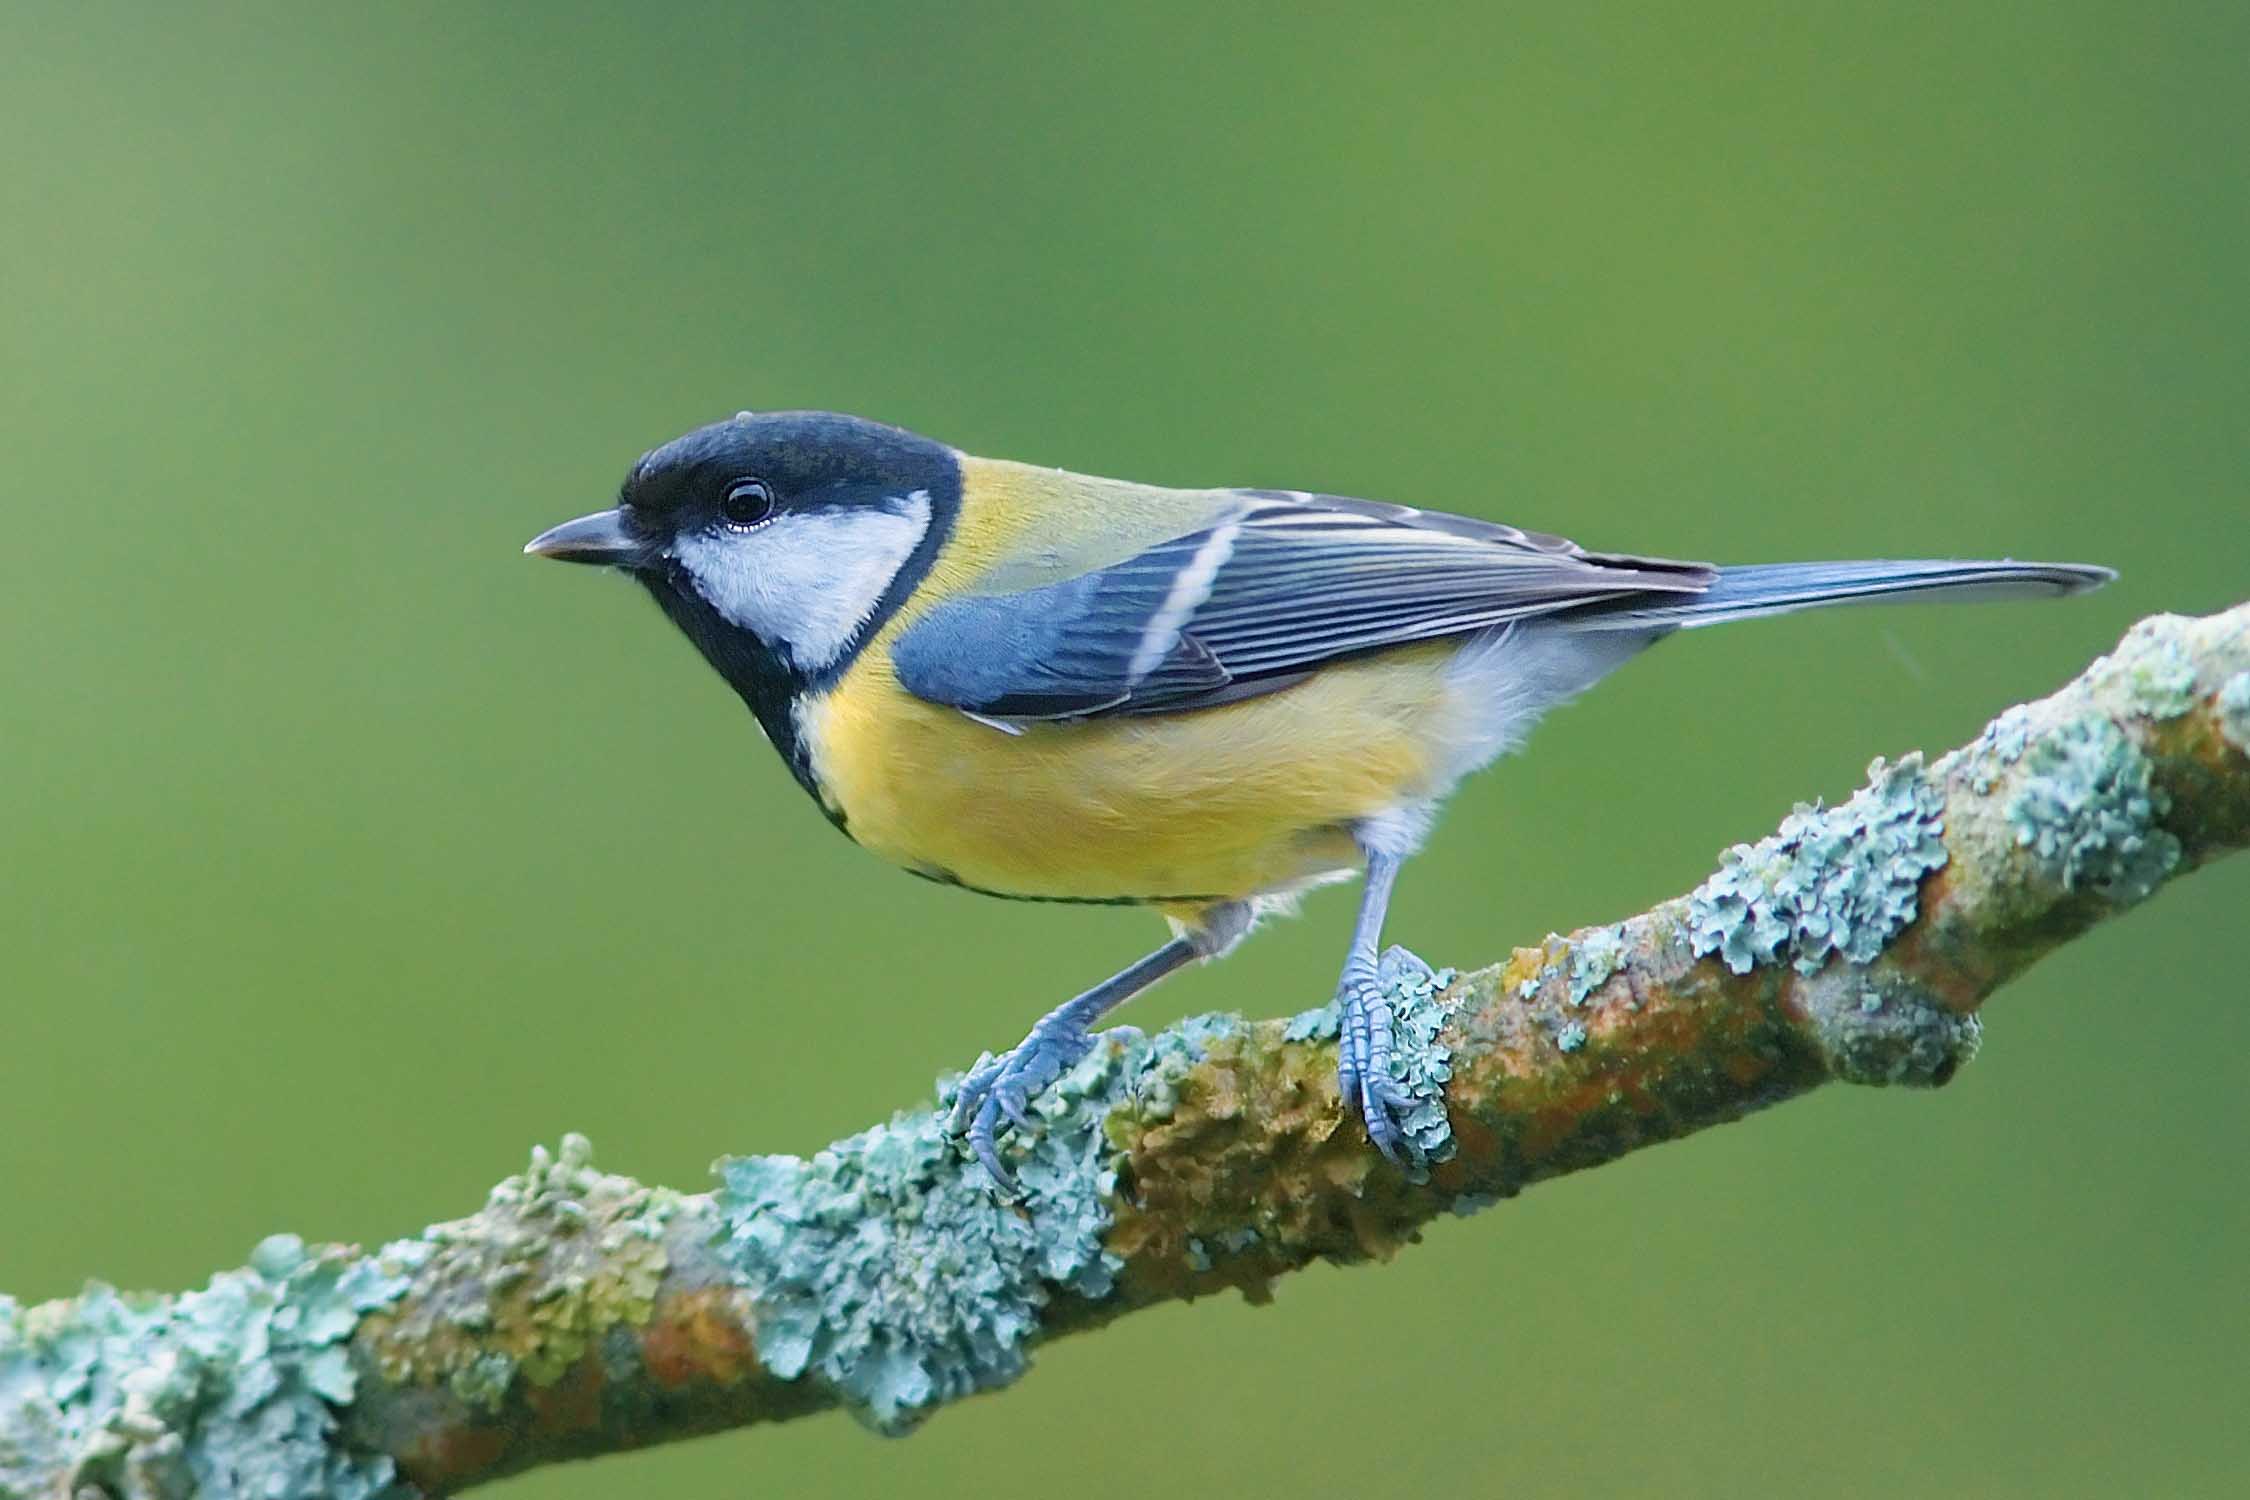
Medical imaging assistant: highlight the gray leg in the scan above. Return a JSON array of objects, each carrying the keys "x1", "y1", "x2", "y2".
[
  {"x1": 1335, "y1": 847, "x2": 1421, "y2": 1166},
  {"x1": 949, "y1": 904, "x2": 1250, "y2": 1194}
]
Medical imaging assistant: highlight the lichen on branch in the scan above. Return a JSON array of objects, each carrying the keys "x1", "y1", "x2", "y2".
[{"x1": 4, "y1": 603, "x2": 2245, "y2": 1498}]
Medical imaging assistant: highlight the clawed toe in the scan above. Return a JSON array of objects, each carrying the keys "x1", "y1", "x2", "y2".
[
  {"x1": 946, "y1": 1023, "x2": 1097, "y2": 1194},
  {"x1": 996, "y1": 1078, "x2": 1038, "y2": 1132},
  {"x1": 1336, "y1": 949, "x2": 1432, "y2": 1171},
  {"x1": 1378, "y1": 945, "x2": 1436, "y2": 987},
  {"x1": 1354, "y1": 1071, "x2": 1420, "y2": 1166},
  {"x1": 946, "y1": 1051, "x2": 1005, "y2": 1135}
]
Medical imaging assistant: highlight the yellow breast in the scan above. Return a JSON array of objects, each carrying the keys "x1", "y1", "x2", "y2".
[
  {"x1": 798, "y1": 642, "x2": 1459, "y2": 904},
  {"x1": 791, "y1": 454, "x2": 1472, "y2": 905}
]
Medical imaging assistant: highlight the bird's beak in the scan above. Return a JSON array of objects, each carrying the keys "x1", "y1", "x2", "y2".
[{"x1": 523, "y1": 509, "x2": 644, "y2": 566}]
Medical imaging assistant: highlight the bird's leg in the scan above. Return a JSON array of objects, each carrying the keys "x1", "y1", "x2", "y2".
[
  {"x1": 1335, "y1": 846, "x2": 1425, "y2": 1167},
  {"x1": 949, "y1": 919, "x2": 1227, "y2": 1195}
]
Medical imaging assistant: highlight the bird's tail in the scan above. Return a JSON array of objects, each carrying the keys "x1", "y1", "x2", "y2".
[{"x1": 1564, "y1": 558, "x2": 2115, "y2": 631}]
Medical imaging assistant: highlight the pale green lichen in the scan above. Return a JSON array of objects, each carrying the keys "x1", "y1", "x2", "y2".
[
  {"x1": 1285, "y1": 954, "x2": 1456, "y2": 1175},
  {"x1": 1802, "y1": 972, "x2": 1983, "y2": 1087},
  {"x1": 715, "y1": 972, "x2": 1465, "y2": 1433},
  {"x1": 715, "y1": 1027, "x2": 1162, "y2": 1435},
  {"x1": 445, "y1": 1351, "x2": 518, "y2": 1413},
  {"x1": 1962, "y1": 704, "x2": 2036, "y2": 794},
  {"x1": 1686, "y1": 755, "x2": 1948, "y2": 975},
  {"x1": 1130, "y1": 1012, "x2": 1243, "y2": 1120},
  {"x1": 0, "y1": 1237, "x2": 420, "y2": 1500},
  {"x1": 2093, "y1": 623, "x2": 2200, "y2": 721},
  {"x1": 1567, "y1": 926, "x2": 1625, "y2": 1007},
  {"x1": 1376, "y1": 950, "x2": 1457, "y2": 1174},
  {"x1": 361, "y1": 1134, "x2": 678, "y2": 1410},
  {"x1": 1555, "y1": 1021, "x2": 1589, "y2": 1053},
  {"x1": 2005, "y1": 716, "x2": 2180, "y2": 901},
  {"x1": 2219, "y1": 671, "x2": 2250, "y2": 754}
]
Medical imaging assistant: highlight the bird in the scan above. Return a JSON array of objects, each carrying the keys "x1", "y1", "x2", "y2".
[{"x1": 525, "y1": 409, "x2": 2112, "y2": 1190}]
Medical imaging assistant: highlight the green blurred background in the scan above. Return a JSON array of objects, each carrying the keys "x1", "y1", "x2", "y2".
[{"x1": 4, "y1": 2, "x2": 2244, "y2": 1494}]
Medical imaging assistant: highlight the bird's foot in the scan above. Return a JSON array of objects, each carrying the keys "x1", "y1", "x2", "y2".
[
  {"x1": 946, "y1": 1017, "x2": 1098, "y2": 1195},
  {"x1": 1336, "y1": 945, "x2": 1437, "y2": 1170}
]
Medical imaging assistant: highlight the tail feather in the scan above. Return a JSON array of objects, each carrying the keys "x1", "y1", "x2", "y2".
[{"x1": 1566, "y1": 558, "x2": 2115, "y2": 631}]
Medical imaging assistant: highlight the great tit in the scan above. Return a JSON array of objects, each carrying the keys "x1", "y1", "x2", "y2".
[{"x1": 525, "y1": 410, "x2": 2111, "y2": 1187}]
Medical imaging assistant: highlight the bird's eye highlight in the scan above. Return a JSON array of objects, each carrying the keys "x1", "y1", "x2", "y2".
[{"x1": 719, "y1": 479, "x2": 775, "y2": 529}]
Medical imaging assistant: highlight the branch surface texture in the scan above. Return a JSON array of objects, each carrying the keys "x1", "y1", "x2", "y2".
[{"x1": 5, "y1": 604, "x2": 2247, "y2": 1498}]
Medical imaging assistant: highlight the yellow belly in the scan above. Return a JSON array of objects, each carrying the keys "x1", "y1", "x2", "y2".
[{"x1": 798, "y1": 643, "x2": 1460, "y2": 904}]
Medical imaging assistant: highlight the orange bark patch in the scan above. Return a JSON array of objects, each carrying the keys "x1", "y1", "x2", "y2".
[
  {"x1": 643, "y1": 1287, "x2": 761, "y2": 1389},
  {"x1": 397, "y1": 1422, "x2": 508, "y2": 1490},
  {"x1": 526, "y1": 1351, "x2": 605, "y2": 1437}
]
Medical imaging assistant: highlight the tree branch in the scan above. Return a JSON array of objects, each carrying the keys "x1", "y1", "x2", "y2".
[{"x1": 6, "y1": 605, "x2": 2246, "y2": 1499}]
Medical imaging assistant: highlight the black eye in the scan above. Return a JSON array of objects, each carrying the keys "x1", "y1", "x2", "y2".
[{"x1": 719, "y1": 478, "x2": 774, "y2": 528}]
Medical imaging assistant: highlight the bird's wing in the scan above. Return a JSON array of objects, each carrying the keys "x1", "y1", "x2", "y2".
[{"x1": 890, "y1": 488, "x2": 1717, "y2": 720}]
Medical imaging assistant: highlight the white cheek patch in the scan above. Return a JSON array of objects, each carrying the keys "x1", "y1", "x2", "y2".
[{"x1": 674, "y1": 491, "x2": 932, "y2": 672}]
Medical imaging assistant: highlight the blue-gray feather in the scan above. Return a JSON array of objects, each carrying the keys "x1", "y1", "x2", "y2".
[
  {"x1": 1559, "y1": 558, "x2": 2114, "y2": 631},
  {"x1": 890, "y1": 488, "x2": 2110, "y2": 721}
]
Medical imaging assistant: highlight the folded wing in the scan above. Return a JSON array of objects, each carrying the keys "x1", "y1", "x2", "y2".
[{"x1": 891, "y1": 489, "x2": 1717, "y2": 720}]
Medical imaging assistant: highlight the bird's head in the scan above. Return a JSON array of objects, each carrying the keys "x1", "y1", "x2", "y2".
[{"x1": 526, "y1": 411, "x2": 959, "y2": 707}]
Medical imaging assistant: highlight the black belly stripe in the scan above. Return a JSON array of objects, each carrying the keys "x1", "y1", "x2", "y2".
[{"x1": 900, "y1": 864, "x2": 1220, "y2": 907}]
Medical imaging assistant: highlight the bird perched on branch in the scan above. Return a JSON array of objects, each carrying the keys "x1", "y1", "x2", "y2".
[{"x1": 526, "y1": 410, "x2": 2110, "y2": 1189}]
